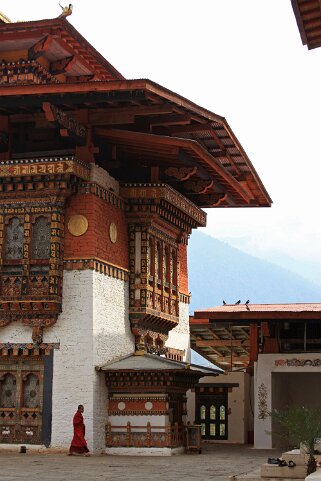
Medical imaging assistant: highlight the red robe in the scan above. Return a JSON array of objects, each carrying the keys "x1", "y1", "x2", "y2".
[{"x1": 69, "y1": 411, "x2": 89, "y2": 454}]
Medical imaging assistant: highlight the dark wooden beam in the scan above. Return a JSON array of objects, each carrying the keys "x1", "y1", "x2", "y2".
[
  {"x1": 216, "y1": 355, "x2": 248, "y2": 364},
  {"x1": 149, "y1": 114, "x2": 191, "y2": 127},
  {"x1": 194, "y1": 340, "x2": 250, "y2": 348},
  {"x1": 170, "y1": 123, "x2": 212, "y2": 134},
  {"x1": 90, "y1": 105, "x2": 177, "y2": 126}
]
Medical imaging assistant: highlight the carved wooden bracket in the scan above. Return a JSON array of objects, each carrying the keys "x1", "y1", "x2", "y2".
[
  {"x1": 28, "y1": 35, "x2": 53, "y2": 61},
  {"x1": 42, "y1": 102, "x2": 87, "y2": 145},
  {"x1": 164, "y1": 166, "x2": 197, "y2": 181},
  {"x1": 32, "y1": 326, "x2": 43, "y2": 345},
  {"x1": 184, "y1": 179, "x2": 214, "y2": 194},
  {"x1": 50, "y1": 56, "x2": 77, "y2": 75}
]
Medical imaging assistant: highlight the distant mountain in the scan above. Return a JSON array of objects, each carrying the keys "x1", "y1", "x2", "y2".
[
  {"x1": 221, "y1": 235, "x2": 321, "y2": 289},
  {"x1": 188, "y1": 231, "x2": 321, "y2": 313}
]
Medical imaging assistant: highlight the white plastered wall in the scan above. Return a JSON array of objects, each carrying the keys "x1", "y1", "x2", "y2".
[
  {"x1": 166, "y1": 301, "x2": 191, "y2": 362},
  {"x1": 0, "y1": 270, "x2": 134, "y2": 453},
  {"x1": 254, "y1": 353, "x2": 321, "y2": 449}
]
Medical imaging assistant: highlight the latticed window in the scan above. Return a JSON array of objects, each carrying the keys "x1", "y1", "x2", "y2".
[
  {"x1": 170, "y1": 249, "x2": 176, "y2": 285},
  {"x1": 148, "y1": 238, "x2": 154, "y2": 277},
  {"x1": 220, "y1": 405, "x2": 226, "y2": 420},
  {"x1": 0, "y1": 373, "x2": 16, "y2": 408},
  {"x1": 210, "y1": 405, "x2": 216, "y2": 420},
  {"x1": 156, "y1": 242, "x2": 162, "y2": 282},
  {"x1": 4, "y1": 217, "x2": 24, "y2": 259},
  {"x1": 32, "y1": 216, "x2": 51, "y2": 259},
  {"x1": 164, "y1": 247, "x2": 169, "y2": 283},
  {"x1": 200, "y1": 405, "x2": 206, "y2": 420},
  {"x1": 23, "y1": 373, "x2": 39, "y2": 408}
]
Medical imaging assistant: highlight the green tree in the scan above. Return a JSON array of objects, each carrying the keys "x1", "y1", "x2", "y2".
[{"x1": 270, "y1": 406, "x2": 321, "y2": 475}]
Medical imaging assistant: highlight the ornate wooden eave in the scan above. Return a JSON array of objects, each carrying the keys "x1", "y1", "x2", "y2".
[
  {"x1": 120, "y1": 183, "x2": 206, "y2": 231},
  {"x1": 291, "y1": 0, "x2": 321, "y2": 49},
  {"x1": 98, "y1": 353, "x2": 220, "y2": 393},
  {"x1": 0, "y1": 17, "x2": 124, "y2": 81},
  {"x1": 99, "y1": 128, "x2": 254, "y2": 207},
  {"x1": 0, "y1": 79, "x2": 271, "y2": 209}
]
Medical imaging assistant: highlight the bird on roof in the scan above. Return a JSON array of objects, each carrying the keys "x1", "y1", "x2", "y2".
[
  {"x1": 245, "y1": 300, "x2": 250, "y2": 304},
  {"x1": 223, "y1": 300, "x2": 227, "y2": 305},
  {"x1": 235, "y1": 300, "x2": 241, "y2": 305},
  {"x1": 58, "y1": 3, "x2": 73, "y2": 17}
]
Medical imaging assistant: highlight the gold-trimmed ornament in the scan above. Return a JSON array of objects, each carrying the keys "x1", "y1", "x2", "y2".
[
  {"x1": 109, "y1": 222, "x2": 117, "y2": 243},
  {"x1": 67, "y1": 215, "x2": 88, "y2": 236}
]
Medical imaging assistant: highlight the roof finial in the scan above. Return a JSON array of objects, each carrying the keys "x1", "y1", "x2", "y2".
[
  {"x1": 58, "y1": 3, "x2": 73, "y2": 18},
  {"x1": 0, "y1": 12, "x2": 11, "y2": 23}
]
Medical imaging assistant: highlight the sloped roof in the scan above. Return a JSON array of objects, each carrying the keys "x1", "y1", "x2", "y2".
[
  {"x1": 96, "y1": 352, "x2": 220, "y2": 374},
  {"x1": 0, "y1": 17, "x2": 124, "y2": 80},
  {"x1": 0, "y1": 15, "x2": 271, "y2": 210},
  {"x1": 195, "y1": 303, "x2": 321, "y2": 314}
]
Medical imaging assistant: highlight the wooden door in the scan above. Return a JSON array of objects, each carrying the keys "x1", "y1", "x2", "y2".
[
  {"x1": 0, "y1": 359, "x2": 44, "y2": 444},
  {"x1": 195, "y1": 393, "x2": 228, "y2": 440}
]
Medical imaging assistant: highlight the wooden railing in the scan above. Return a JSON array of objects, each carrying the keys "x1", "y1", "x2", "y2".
[{"x1": 106, "y1": 422, "x2": 185, "y2": 448}]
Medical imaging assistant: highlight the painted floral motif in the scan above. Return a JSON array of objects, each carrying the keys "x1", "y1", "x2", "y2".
[
  {"x1": 275, "y1": 358, "x2": 321, "y2": 367},
  {"x1": 258, "y1": 383, "x2": 268, "y2": 420}
]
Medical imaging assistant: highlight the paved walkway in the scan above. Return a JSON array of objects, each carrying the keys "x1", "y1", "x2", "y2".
[{"x1": 0, "y1": 444, "x2": 277, "y2": 481}]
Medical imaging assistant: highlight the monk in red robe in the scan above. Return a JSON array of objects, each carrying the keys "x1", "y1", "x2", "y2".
[{"x1": 69, "y1": 404, "x2": 90, "y2": 455}]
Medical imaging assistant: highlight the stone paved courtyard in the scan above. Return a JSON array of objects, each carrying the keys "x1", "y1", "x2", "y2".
[{"x1": 0, "y1": 444, "x2": 277, "y2": 481}]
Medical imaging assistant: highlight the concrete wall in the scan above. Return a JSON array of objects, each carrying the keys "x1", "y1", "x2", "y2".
[
  {"x1": 186, "y1": 371, "x2": 252, "y2": 444},
  {"x1": 254, "y1": 353, "x2": 321, "y2": 449}
]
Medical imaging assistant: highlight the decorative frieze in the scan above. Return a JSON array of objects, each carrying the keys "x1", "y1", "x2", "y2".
[
  {"x1": 0, "y1": 156, "x2": 90, "y2": 181},
  {"x1": 0, "y1": 342, "x2": 59, "y2": 356},
  {"x1": 64, "y1": 258, "x2": 129, "y2": 281},
  {"x1": 179, "y1": 293, "x2": 190, "y2": 304},
  {"x1": 0, "y1": 60, "x2": 59, "y2": 86},
  {"x1": 121, "y1": 183, "x2": 206, "y2": 231},
  {"x1": 275, "y1": 358, "x2": 321, "y2": 367},
  {"x1": 108, "y1": 395, "x2": 168, "y2": 416}
]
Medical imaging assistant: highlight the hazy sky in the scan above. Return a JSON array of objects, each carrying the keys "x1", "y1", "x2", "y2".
[{"x1": 3, "y1": 1, "x2": 321, "y2": 264}]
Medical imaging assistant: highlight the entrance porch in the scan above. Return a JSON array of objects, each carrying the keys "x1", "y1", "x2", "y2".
[{"x1": 97, "y1": 352, "x2": 219, "y2": 455}]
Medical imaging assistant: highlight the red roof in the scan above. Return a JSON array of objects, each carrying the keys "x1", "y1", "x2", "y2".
[
  {"x1": 196, "y1": 303, "x2": 321, "y2": 313},
  {"x1": 0, "y1": 17, "x2": 124, "y2": 81},
  {"x1": 191, "y1": 303, "x2": 321, "y2": 322}
]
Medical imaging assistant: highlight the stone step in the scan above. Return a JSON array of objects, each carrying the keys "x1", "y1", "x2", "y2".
[
  {"x1": 306, "y1": 470, "x2": 321, "y2": 481},
  {"x1": 282, "y1": 450, "x2": 321, "y2": 466},
  {"x1": 237, "y1": 474, "x2": 303, "y2": 481},
  {"x1": 261, "y1": 464, "x2": 307, "y2": 478},
  {"x1": 300, "y1": 442, "x2": 321, "y2": 454}
]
